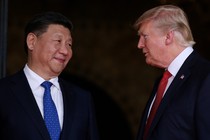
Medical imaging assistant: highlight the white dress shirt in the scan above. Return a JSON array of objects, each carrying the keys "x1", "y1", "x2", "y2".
[
  {"x1": 167, "y1": 46, "x2": 194, "y2": 86},
  {"x1": 23, "y1": 64, "x2": 64, "y2": 128},
  {"x1": 147, "y1": 46, "x2": 194, "y2": 118}
]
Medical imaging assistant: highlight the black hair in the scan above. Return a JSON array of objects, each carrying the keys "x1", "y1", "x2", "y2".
[{"x1": 24, "y1": 11, "x2": 73, "y2": 54}]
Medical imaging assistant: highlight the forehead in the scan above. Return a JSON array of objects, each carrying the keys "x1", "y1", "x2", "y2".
[
  {"x1": 46, "y1": 24, "x2": 72, "y2": 39},
  {"x1": 138, "y1": 21, "x2": 153, "y2": 35}
]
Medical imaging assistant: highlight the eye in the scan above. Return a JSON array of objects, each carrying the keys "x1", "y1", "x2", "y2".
[
  {"x1": 53, "y1": 39, "x2": 61, "y2": 43},
  {"x1": 140, "y1": 34, "x2": 149, "y2": 40},
  {"x1": 143, "y1": 34, "x2": 149, "y2": 39},
  {"x1": 145, "y1": 35, "x2": 149, "y2": 39},
  {"x1": 68, "y1": 43, "x2": 72, "y2": 48},
  {"x1": 66, "y1": 40, "x2": 72, "y2": 48}
]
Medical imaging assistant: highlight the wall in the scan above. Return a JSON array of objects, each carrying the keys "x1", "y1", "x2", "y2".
[{"x1": 5, "y1": 0, "x2": 210, "y2": 139}]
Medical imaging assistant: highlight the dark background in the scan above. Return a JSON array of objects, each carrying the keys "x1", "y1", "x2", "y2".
[{"x1": 2, "y1": 0, "x2": 210, "y2": 139}]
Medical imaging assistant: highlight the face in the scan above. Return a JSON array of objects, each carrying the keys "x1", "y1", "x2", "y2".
[
  {"x1": 137, "y1": 21, "x2": 168, "y2": 68},
  {"x1": 27, "y1": 24, "x2": 72, "y2": 79}
]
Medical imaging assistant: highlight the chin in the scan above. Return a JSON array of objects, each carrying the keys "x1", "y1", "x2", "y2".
[
  {"x1": 145, "y1": 59, "x2": 152, "y2": 65},
  {"x1": 51, "y1": 68, "x2": 63, "y2": 75}
]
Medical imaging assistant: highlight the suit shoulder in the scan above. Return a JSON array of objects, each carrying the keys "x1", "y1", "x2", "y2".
[
  {"x1": 189, "y1": 52, "x2": 210, "y2": 72},
  {"x1": 0, "y1": 70, "x2": 26, "y2": 87},
  {"x1": 59, "y1": 77, "x2": 92, "y2": 97}
]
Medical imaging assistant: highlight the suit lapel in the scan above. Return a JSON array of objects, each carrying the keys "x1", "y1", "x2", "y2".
[
  {"x1": 59, "y1": 78, "x2": 75, "y2": 140},
  {"x1": 149, "y1": 69, "x2": 191, "y2": 132},
  {"x1": 137, "y1": 80, "x2": 160, "y2": 139},
  {"x1": 10, "y1": 70, "x2": 50, "y2": 140},
  {"x1": 147, "y1": 52, "x2": 197, "y2": 139}
]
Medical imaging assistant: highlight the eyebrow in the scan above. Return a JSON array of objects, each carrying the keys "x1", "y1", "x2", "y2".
[{"x1": 138, "y1": 32, "x2": 148, "y2": 36}]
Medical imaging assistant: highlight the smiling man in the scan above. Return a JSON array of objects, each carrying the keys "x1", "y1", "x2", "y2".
[{"x1": 0, "y1": 12, "x2": 99, "y2": 140}]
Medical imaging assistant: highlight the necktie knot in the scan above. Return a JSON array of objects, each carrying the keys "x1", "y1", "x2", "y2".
[
  {"x1": 41, "y1": 81, "x2": 52, "y2": 90},
  {"x1": 162, "y1": 70, "x2": 172, "y2": 80}
]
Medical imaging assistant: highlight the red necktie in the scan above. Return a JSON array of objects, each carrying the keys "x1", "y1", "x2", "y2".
[{"x1": 143, "y1": 70, "x2": 172, "y2": 140}]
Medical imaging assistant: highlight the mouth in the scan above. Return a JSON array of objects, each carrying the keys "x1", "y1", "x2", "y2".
[
  {"x1": 54, "y1": 57, "x2": 66, "y2": 64},
  {"x1": 143, "y1": 51, "x2": 148, "y2": 57}
]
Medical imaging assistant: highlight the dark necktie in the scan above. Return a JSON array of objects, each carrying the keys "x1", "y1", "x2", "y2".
[
  {"x1": 143, "y1": 70, "x2": 172, "y2": 140},
  {"x1": 41, "y1": 81, "x2": 61, "y2": 140}
]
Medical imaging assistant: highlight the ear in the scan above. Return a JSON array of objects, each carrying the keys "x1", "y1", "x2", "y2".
[
  {"x1": 26, "y1": 33, "x2": 37, "y2": 51},
  {"x1": 165, "y1": 30, "x2": 174, "y2": 45}
]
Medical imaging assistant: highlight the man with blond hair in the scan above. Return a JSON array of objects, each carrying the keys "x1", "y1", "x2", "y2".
[{"x1": 135, "y1": 5, "x2": 210, "y2": 140}]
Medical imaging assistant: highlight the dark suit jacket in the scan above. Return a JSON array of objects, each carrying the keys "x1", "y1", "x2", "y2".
[
  {"x1": 136, "y1": 51, "x2": 210, "y2": 140},
  {"x1": 0, "y1": 70, "x2": 99, "y2": 140}
]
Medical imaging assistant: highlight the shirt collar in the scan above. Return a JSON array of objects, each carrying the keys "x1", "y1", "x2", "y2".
[
  {"x1": 168, "y1": 46, "x2": 193, "y2": 77},
  {"x1": 23, "y1": 64, "x2": 59, "y2": 90}
]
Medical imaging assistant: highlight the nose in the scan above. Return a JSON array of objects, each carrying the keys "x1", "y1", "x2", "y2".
[
  {"x1": 137, "y1": 37, "x2": 145, "y2": 49},
  {"x1": 59, "y1": 44, "x2": 70, "y2": 55}
]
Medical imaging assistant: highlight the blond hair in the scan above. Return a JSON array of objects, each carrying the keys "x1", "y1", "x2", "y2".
[{"x1": 134, "y1": 5, "x2": 195, "y2": 47}]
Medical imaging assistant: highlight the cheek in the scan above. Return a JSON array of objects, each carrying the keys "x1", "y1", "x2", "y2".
[
  {"x1": 67, "y1": 54, "x2": 72, "y2": 63},
  {"x1": 148, "y1": 38, "x2": 163, "y2": 51},
  {"x1": 69, "y1": 48, "x2": 73, "y2": 57},
  {"x1": 35, "y1": 46, "x2": 50, "y2": 60},
  {"x1": 147, "y1": 44, "x2": 163, "y2": 61},
  {"x1": 41, "y1": 45, "x2": 54, "y2": 56},
  {"x1": 66, "y1": 49, "x2": 73, "y2": 61}
]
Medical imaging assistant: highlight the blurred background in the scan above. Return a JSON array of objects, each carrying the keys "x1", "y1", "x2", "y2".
[{"x1": 1, "y1": 0, "x2": 210, "y2": 139}]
